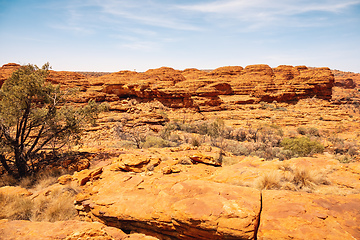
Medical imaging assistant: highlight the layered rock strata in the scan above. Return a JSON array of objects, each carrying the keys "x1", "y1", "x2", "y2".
[{"x1": 0, "y1": 64, "x2": 335, "y2": 111}]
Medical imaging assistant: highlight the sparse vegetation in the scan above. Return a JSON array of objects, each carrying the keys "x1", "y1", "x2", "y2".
[
  {"x1": 0, "y1": 193, "x2": 33, "y2": 220},
  {"x1": 0, "y1": 63, "x2": 105, "y2": 178},
  {"x1": 0, "y1": 181, "x2": 78, "y2": 222},
  {"x1": 114, "y1": 123, "x2": 150, "y2": 149},
  {"x1": 256, "y1": 165, "x2": 329, "y2": 192},
  {"x1": 280, "y1": 136, "x2": 324, "y2": 157}
]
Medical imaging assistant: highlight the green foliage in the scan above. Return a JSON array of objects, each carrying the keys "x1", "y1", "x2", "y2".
[
  {"x1": 142, "y1": 136, "x2": 174, "y2": 148},
  {"x1": 82, "y1": 99, "x2": 109, "y2": 126},
  {"x1": 0, "y1": 63, "x2": 104, "y2": 177},
  {"x1": 280, "y1": 136, "x2": 324, "y2": 157}
]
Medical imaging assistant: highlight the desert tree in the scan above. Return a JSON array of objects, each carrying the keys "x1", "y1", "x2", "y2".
[
  {"x1": 115, "y1": 123, "x2": 149, "y2": 149},
  {"x1": 0, "y1": 63, "x2": 105, "y2": 178}
]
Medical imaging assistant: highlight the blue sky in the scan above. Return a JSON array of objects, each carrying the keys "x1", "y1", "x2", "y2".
[{"x1": 0, "y1": 0, "x2": 360, "y2": 72}]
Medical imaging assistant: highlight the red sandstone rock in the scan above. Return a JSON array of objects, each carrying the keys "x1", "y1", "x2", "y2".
[
  {"x1": 73, "y1": 167, "x2": 103, "y2": 186},
  {"x1": 0, "y1": 63, "x2": 20, "y2": 87},
  {"x1": 0, "y1": 63, "x2": 335, "y2": 110},
  {"x1": 0, "y1": 186, "x2": 33, "y2": 197},
  {"x1": 189, "y1": 153, "x2": 222, "y2": 166},
  {"x1": 76, "y1": 164, "x2": 261, "y2": 240},
  {"x1": 111, "y1": 154, "x2": 161, "y2": 173},
  {"x1": 258, "y1": 190, "x2": 360, "y2": 240},
  {"x1": 334, "y1": 78, "x2": 356, "y2": 89},
  {"x1": 0, "y1": 219, "x2": 128, "y2": 240}
]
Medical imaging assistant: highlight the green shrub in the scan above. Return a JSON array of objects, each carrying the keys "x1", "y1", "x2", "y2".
[
  {"x1": 142, "y1": 136, "x2": 174, "y2": 148},
  {"x1": 280, "y1": 136, "x2": 324, "y2": 157}
]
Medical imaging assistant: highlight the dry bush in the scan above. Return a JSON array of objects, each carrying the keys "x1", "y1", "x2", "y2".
[
  {"x1": 308, "y1": 127, "x2": 320, "y2": 137},
  {"x1": 31, "y1": 186, "x2": 78, "y2": 222},
  {"x1": 297, "y1": 126, "x2": 307, "y2": 135},
  {"x1": 19, "y1": 168, "x2": 69, "y2": 190},
  {"x1": 254, "y1": 164, "x2": 330, "y2": 192},
  {"x1": 0, "y1": 174, "x2": 18, "y2": 187},
  {"x1": 114, "y1": 124, "x2": 150, "y2": 148},
  {"x1": 0, "y1": 176, "x2": 78, "y2": 222},
  {"x1": 279, "y1": 165, "x2": 329, "y2": 192},
  {"x1": 256, "y1": 171, "x2": 282, "y2": 190},
  {"x1": 142, "y1": 135, "x2": 174, "y2": 148},
  {"x1": 290, "y1": 168, "x2": 322, "y2": 189},
  {"x1": 224, "y1": 140, "x2": 251, "y2": 156},
  {"x1": 230, "y1": 128, "x2": 247, "y2": 142},
  {"x1": 0, "y1": 193, "x2": 33, "y2": 220}
]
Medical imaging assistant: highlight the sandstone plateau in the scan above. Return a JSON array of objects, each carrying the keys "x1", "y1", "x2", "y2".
[
  {"x1": 0, "y1": 63, "x2": 360, "y2": 239},
  {"x1": 0, "y1": 63, "x2": 335, "y2": 111}
]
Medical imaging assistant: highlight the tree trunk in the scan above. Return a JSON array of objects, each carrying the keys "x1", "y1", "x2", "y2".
[
  {"x1": 0, "y1": 154, "x2": 15, "y2": 177},
  {"x1": 14, "y1": 150, "x2": 28, "y2": 177}
]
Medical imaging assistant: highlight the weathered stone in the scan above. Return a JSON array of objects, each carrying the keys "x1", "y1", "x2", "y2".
[
  {"x1": 0, "y1": 63, "x2": 335, "y2": 109},
  {"x1": 57, "y1": 174, "x2": 73, "y2": 185},
  {"x1": 73, "y1": 167, "x2": 103, "y2": 186},
  {"x1": 79, "y1": 166, "x2": 261, "y2": 240},
  {"x1": 112, "y1": 154, "x2": 161, "y2": 173},
  {"x1": 189, "y1": 153, "x2": 222, "y2": 166},
  {"x1": 258, "y1": 190, "x2": 360, "y2": 240},
  {"x1": 0, "y1": 219, "x2": 127, "y2": 240},
  {"x1": 0, "y1": 186, "x2": 33, "y2": 197}
]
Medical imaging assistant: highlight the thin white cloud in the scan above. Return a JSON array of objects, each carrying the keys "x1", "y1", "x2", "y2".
[
  {"x1": 50, "y1": 24, "x2": 94, "y2": 35},
  {"x1": 81, "y1": 0, "x2": 202, "y2": 31},
  {"x1": 179, "y1": 0, "x2": 360, "y2": 15},
  {"x1": 178, "y1": 0, "x2": 360, "y2": 28}
]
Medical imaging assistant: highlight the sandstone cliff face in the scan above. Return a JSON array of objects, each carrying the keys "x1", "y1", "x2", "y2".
[
  {"x1": 0, "y1": 63, "x2": 20, "y2": 86},
  {"x1": 0, "y1": 63, "x2": 335, "y2": 110},
  {"x1": 88, "y1": 64, "x2": 334, "y2": 111}
]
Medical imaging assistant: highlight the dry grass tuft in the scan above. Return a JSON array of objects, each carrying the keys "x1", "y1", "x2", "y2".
[
  {"x1": 256, "y1": 171, "x2": 282, "y2": 190},
  {"x1": 0, "y1": 169, "x2": 79, "y2": 222},
  {"x1": 0, "y1": 183, "x2": 79, "y2": 222},
  {"x1": 31, "y1": 185, "x2": 78, "y2": 222},
  {"x1": 0, "y1": 174, "x2": 18, "y2": 187},
  {"x1": 256, "y1": 164, "x2": 330, "y2": 192},
  {"x1": 0, "y1": 193, "x2": 33, "y2": 220}
]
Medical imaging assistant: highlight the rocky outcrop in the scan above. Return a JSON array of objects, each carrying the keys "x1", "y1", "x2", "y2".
[
  {"x1": 76, "y1": 176, "x2": 261, "y2": 240},
  {"x1": 258, "y1": 190, "x2": 360, "y2": 239},
  {"x1": 71, "y1": 150, "x2": 360, "y2": 240},
  {"x1": 334, "y1": 78, "x2": 356, "y2": 89},
  {"x1": 0, "y1": 63, "x2": 335, "y2": 110},
  {"x1": 1, "y1": 146, "x2": 360, "y2": 239},
  {"x1": 90, "y1": 64, "x2": 334, "y2": 110},
  {"x1": 0, "y1": 63, "x2": 20, "y2": 87}
]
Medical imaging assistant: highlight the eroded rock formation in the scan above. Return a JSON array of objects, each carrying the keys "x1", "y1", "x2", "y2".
[{"x1": 0, "y1": 63, "x2": 336, "y2": 111}]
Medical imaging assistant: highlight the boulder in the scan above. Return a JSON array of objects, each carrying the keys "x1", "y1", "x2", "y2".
[
  {"x1": 76, "y1": 166, "x2": 261, "y2": 240},
  {"x1": 111, "y1": 154, "x2": 161, "y2": 173}
]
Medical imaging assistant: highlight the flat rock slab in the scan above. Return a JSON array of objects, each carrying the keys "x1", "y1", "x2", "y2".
[
  {"x1": 80, "y1": 170, "x2": 261, "y2": 240},
  {"x1": 258, "y1": 190, "x2": 360, "y2": 239},
  {"x1": 0, "y1": 219, "x2": 127, "y2": 240}
]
